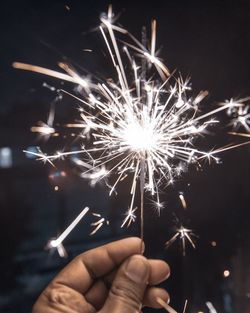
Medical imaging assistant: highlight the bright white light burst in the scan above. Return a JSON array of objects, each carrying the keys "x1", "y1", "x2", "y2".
[{"x1": 14, "y1": 6, "x2": 242, "y2": 225}]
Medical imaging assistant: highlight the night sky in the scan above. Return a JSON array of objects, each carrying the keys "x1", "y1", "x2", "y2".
[{"x1": 0, "y1": 1, "x2": 250, "y2": 312}]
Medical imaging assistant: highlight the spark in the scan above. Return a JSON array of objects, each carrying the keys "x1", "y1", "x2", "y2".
[
  {"x1": 13, "y1": 62, "x2": 90, "y2": 89},
  {"x1": 206, "y1": 302, "x2": 217, "y2": 313},
  {"x1": 211, "y1": 241, "x2": 217, "y2": 247},
  {"x1": 90, "y1": 212, "x2": 109, "y2": 235},
  {"x1": 23, "y1": 147, "x2": 56, "y2": 167},
  {"x1": 65, "y1": 5, "x2": 70, "y2": 11},
  {"x1": 223, "y1": 269, "x2": 230, "y2": 277},
  {"x1": 31, "y1": 124, "x2": 55, "y2": 135},
  {"x1": 182, "y1": 300, "x2": 188, "y2": 313},
  {"x1": 121, "y1": 207, "x2": 138, "y2": 228},
  {"x1": 179, "y1": 192, "x2": 187, "y2": 209},
  {"x1": 150, "y1": 198, "x2": 165, "y2": 215},
  {"x1": 15, "y1": 6, "x2": 246, "y2": 232},
  {"x1": 30, "y1": 84, "x2": 63, "y2": 139},
  {"x1": 46, "y1": 207, "x2": 89, "y2": 257},
  {"x1": 223, "y1": 97, "x2": 250, "y2": 133},
  {"x1": 31, "y1": 102, "x2": 56, "y2": 138},
  {"x1": 165, "y1": 225, "x2": 196, "y2": 256},
  {"x1": 229, "y1": 131, "x2": 250, "y2": 138},
  {"x1": 81, "y1": 166, "x2": 108, "y2": 187}
]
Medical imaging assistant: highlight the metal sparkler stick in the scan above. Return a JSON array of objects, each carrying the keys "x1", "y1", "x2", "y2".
[
  {"x1": 139, "y1": 25, "x2": 147, "y2": 253},
  {"x1": 139, "y1": 155, "x2": 146, "y2": 253}
]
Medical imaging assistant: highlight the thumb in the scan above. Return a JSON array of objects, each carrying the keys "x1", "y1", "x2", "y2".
[{"x1": 101, "y1": 255, "x2": 150, "y2": 313}]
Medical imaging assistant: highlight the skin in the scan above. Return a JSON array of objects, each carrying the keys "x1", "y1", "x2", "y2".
[{"x1": 33, "y1": 237, "x2": 170, "y2": 313}]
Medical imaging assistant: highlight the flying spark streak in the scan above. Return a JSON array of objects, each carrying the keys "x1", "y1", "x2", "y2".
[
  {"x1": 206, "y1": 302, "x2": 217, "y2": 313},
  {"x1": 13, "y1": 62, "x2": 90, "y2": 89},
  {"x1": 46, "y1": 207, "x2": 89, "y2": 257},
  {"x1": 30, "y1": 99, "x2": 58, "y2": 139},
  {"x1": 31, "y1": 124, "x2": 55, "y2": 135},
  {"x1": 81, "y1": 166, "x2": 108, "y2": 187},
  {"x1": 229, "y1": 132, "x2": 250, "y2": 138},
  {"x1": 182, "y1": 300, "x2": 188, "y2": 313},
  {"x1": 90, "y1": 212, "x2": 109, "y2": 235},
  {"x1": 165, "y1": 225, "x2": 196, "y2": 256},
  {"x1": 121, "y1": 207, "x2": 138, "y2": 228},
  {"x1": 150, "y1": 198, "x2": 165, "y2": 215},
  {"x1": 16, "y1": 6, "x2": 245, "y2": 238},
  {"x1": 179, "y1": 192, "x2": 187, "y2": 209}
]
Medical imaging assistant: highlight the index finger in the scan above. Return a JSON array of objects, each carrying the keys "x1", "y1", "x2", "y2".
[{"x1": 51, "y1": 237, "x2": 142, "y2": 294}]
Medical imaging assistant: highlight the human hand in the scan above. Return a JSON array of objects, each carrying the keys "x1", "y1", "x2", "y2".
[{"x1": 33, "y1": 237, "x2": 170, "y2": 313}]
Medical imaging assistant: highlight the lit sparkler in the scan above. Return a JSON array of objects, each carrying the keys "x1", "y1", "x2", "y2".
[
  {"x1": 46, "y1": 207, "x2": 89, "y2": 257},
  {"x1": 14, "y1": 6, "x2": 246, "y2": 246}
]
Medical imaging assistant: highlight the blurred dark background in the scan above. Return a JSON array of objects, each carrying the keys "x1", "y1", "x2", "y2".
[{"x1": 0, "y1": 0, "x2": 250, "y2": 312}]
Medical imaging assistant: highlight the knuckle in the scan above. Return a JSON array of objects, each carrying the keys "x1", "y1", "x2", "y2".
[
  {"x1": 43, "y1": 284, "x2": 69, "y2": 305},
  {"x1": 41, "y1": 283, "x2": 85, "y2": 311}
]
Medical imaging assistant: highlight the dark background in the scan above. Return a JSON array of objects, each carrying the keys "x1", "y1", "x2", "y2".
[{"x1": 0, "y1": 0, "x2": 250, "y2": 312}]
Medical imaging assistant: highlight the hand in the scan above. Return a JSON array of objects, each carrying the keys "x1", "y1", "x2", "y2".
[{"x1": 33, "y1": 237, "x2": 170, "y2": 313}]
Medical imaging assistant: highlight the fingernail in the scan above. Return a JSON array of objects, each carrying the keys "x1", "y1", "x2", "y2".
[
  {"x1": 125, "y1": 256, "x2": 148, "y2": 283},
  {"x1": 141, "y1": 241, "x2": 145, "y2": 254}
]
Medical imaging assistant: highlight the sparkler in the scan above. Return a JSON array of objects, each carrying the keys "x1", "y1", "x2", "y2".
[
  {"x1": 14, "y1": 6, "x2": 247, "y2": 251},
  {"x1": 13, "y1": 6, "x2": 250, "y2": 313}
]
